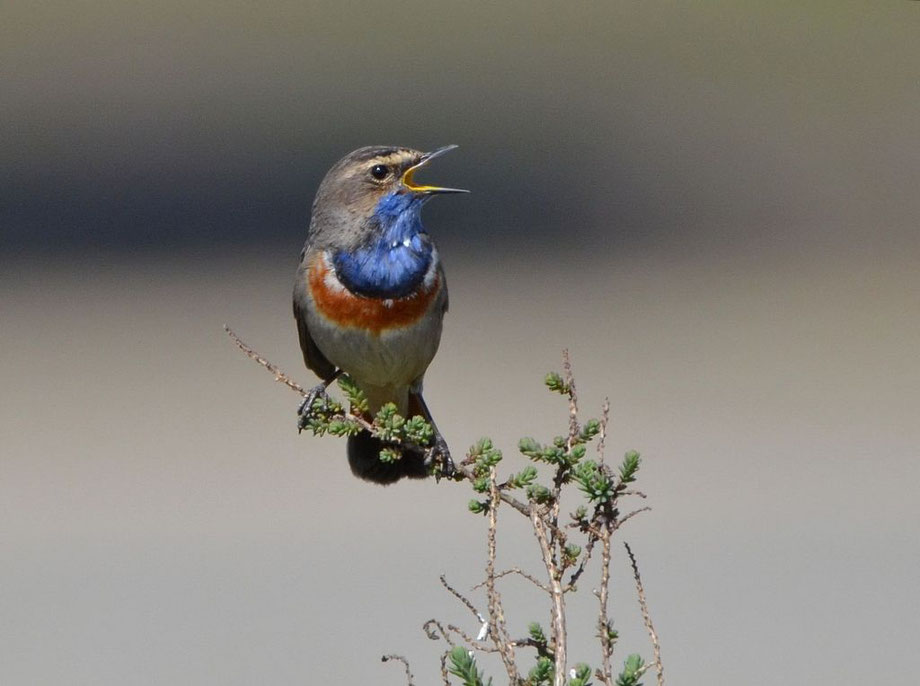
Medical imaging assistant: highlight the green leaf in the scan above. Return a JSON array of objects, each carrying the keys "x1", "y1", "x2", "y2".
[
  {"x1": 468, "y1": 499, "x2": 488, "y2": 515},
  {"x1": 542, "y1": 445, "x2": 565, "y2": 464},
  {"x1": 526, "y1": 483, "x2": 552, "y2": 504},
  {"x1": 615, "y1": 654, "x2": 644, "y2": 686},
  {"x1": 619, "y1": 450, "x2": 641, "y2": 484},
  {"x1": 528, "y1": 656, "x2": 554, "y2": 685},
  {"x1": 404, "y1": 415, "x2": 434, "y2": 446},
  {"x1": 448, "y1": 646, "x2": 491, "y2": 686},
  {"x1": 563, "y1": 543, "x2": 582, "y2": 566},
  {"x1": 508, "y1": 465, "x2": 538, "y2": 489},
  {"x1": 544, "y1": 371, "x2": 569, "y2": 394},
  {"x1": 573, "y1": 460, "x2": 614, "y2": 503},
  {"x1": 579, "y1": 418, "x2": 601, "y2": 442},
  {"x1": 518, "y1": 437, "x2": 543, "y2": 460},
  {"x1": 472, "y1": 476, "x2": 490, "y2": 493},
  {"x1": 567, "y1": 443, "x2": 587, "y2": 464},
  {"x1": 479, "y1": 447, "x2": 503, "y2": 467},
  {"x1": 336, "y1": 375, "x2": 368, "y2": 414},
  {"x1": 327, "y1": 419, "x2": 361, "y2": 437},
  {"x1": 378, "y1": 447, "x2": 401, "y2": 463},
  {"x1": 469, "y1": 437, "x2": 493, "y2": 458},
  {"x1": 568, "y1": 663, "x2": 593, "y2": 686},
  {"x1": 527, "y1": 622, "x2": 547, "y2": 644}
]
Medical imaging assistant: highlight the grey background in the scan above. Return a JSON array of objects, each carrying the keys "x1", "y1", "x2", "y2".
[{"x1": 2, "y1": 2, "x2": 919, "y2": 684}]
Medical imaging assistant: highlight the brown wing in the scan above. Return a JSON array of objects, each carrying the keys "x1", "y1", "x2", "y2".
[{"x1": 293, "y1": 294, "x2": 337, "y2": 382}]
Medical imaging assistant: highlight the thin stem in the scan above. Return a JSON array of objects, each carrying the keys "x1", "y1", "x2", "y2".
[
  {"x1": 381, "y1": 654, "x2": 415, "y2": 686},
  {"x1": 598, "y1": 530, "x2": 614, "y2": 684},
  {"x1": 473, "y1": 567, "x2": 550, "y2": 594},
  {"x1": 531, "y1": 506, "x2": 567, "y2": 686},
  {"x1": 486, "y1": 467, "x2": 519, "y2": 683},
  {"x1": 225, "y1": 325, "x2": 306, "y2": 395},
  {"x1": 624, "y1": 542, "x2": 664, "y2": 686},
  {"x1": 440, "y1": 575, "x2": 485, "y2": 624},
  {"x1": 597, "y1": 397, "x2": 610, "y2": 461}
]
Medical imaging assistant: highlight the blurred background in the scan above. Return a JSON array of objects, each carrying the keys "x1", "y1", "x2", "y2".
[{"x1": 2, "y1": 2, "x2": 918, "y2": 684}]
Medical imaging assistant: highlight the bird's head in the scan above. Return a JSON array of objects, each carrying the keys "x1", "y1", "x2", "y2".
[{"x1": 309, "y1": 145, "x2": 467, "y2": 248}]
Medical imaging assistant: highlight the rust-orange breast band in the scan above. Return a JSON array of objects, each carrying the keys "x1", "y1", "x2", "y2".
[{"x1": 307, "y1": 254, "x2": 440, "y2": 335}]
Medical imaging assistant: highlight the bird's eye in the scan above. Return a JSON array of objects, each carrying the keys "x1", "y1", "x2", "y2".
[{"x1": 370, "y1": 164, "x2": 389, "y2": 181}]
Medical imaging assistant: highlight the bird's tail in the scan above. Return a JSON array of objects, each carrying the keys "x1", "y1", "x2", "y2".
[{"x1": 347, "y1": 431, "x2": 429, "y2": 484}]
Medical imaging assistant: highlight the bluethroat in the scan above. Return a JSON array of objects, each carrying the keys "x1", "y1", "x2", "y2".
[{"x1": 293, "y1": 145, "x2": 466, "y2": 483}]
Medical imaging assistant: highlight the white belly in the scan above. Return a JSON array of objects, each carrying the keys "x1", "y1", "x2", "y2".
[{"x1": 306, "y1": 302, "x2": 443, "y2": 389}]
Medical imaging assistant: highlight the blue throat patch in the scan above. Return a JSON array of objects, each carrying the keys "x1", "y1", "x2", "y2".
[{"x1": 332, "y1": 192, "x2": 434, "y2": 299}]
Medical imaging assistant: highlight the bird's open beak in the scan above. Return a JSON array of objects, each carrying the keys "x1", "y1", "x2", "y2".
[{"x1": 401, "y1": 145, "x2": 469, "y2": 194}]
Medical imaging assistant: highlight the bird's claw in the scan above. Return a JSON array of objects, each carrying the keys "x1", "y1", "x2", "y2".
[
  {"x1": 425, "y1": 435, "x2": 455, "y2": 481},
  {"x1": 296, "y1": 382, "x2": 331, "y2": 432}
]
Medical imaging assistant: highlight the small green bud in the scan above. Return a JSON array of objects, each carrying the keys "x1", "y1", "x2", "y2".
[
  {"x1": 509, "y1": 465, "x2": 538, "y2": 489},
  {"x1": 569, "y1": 662, "x2": 592, "y2": 685},
  {"x1": 541, "y1": 446, "x2": 565, "y2": 464},
  {"x1": 544, "y1": 371, "x2": 568, "y2": 394},
  {"x1": 526, "y1": 483, "x2": 552, "y2": 504},
  {"x1": 337, "y1": 374, "x2": 369, "y2": 413},
  {"x1": 404, "y1": 415, "x2": 434, "y2": 445},
  {"x1": 580, "y1": 418, "x2": 601, "y2": 441},
  {"x1": 518, "y1": 436, "x2": 543, "y2": 459},
  {"x1": 528, "y1": 656, "x2": 554, "y2": 685},
  {"x1": 619, "y1": 450, "x2": 641, "y2": 484},
  {"x1": 568, "y1": 443, "x2": 587, "y2": 463},
  {"x1": 615, "y1": 654, "x2": 645, "y2": 686},
  {"x1": 473, "y1": 476, "x2": 490, "y2": 493},
  {"x1": 480, "y1": 447, "x2": 503, "y2": 467},
  {"x1": 468, "y1": 499, "x2": 488, "y2": 515},
  {"x1": 472, "y1": 437, "x2": 493, "y2": 455},
  {"x1": 573, "y1": 460, "x2": 614, "y2": 503},
  {"x1": 447, "y1": 645, "x2": 487, "y2": 684},
  {"x1": 563, "y1": 543, "x2": 582, "y2": 564},
  {"x1": 378, "y1": 447, "x2": 401, "y2": 463},
  {"x1": 527, "y1": 622, "x2": 547, "y2": 644}
]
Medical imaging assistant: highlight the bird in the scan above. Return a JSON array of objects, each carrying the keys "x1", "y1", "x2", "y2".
[{"x1": 292, "y1": 145, "x2": 467, "y2": 484}]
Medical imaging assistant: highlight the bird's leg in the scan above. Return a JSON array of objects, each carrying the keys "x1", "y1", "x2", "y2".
[
  {"x1": 408, "y1": 391, "x2": 455, "y2": 479},
  {"x1": 297, "y1": 369, "x2": 343, "y2": 431}
]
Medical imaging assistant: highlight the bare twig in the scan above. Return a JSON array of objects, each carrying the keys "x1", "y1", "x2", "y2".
[
  {"x1": 424, "y1": 619, "x2": 469, "y2": 650},
  {"x1": 424, "y1": 617, "x2": 498, "y2": 654},
  {"x1": 624, "y1": 542, "x2": 663, "y2": 686},
  {"x1": 531, "y1": 506, "x2": 567, "y2": 686},
  {"x1": 439, "y1": 651, "x2": 451, "y2": 686},
  {"x1": 485, "y1": 468, "x2": 519, "y2": 683},
  {"x1": 472, "y1": 567, "x2": 550, "y2": 594},
  {"x1": 224, "y1": 325, "x2": 306, "y2": 395},
  {"x1": 440, "y1": 575, "x2": 485, "y2": 624},
  {"x1": 614, "y1": 507, "x2": 652, "y2": 531},
  {"x1": 597, "y1": 397, "x2": 610, "y2": 461},
  {"x1": 508, "y1": 637, "x2": 554, "y2": 660},
  {"x1": 381, "y1": 654, "x2": 415, "y2": 686},
  {"x1": 564, "y1": 534, "x2": 597, "y2": 592},
  {"x1": 562, "y1": 349, "x2": 579, "y2": 450},
  {"x1": 424, "y1": 619, "x2": 454, "y2": 646},
  {"x1": 550, "y1": 350, "x2": 579, "y2": 564},
  {"x1": 597, "y1": 530, "x2": 614, "y2": 685}
]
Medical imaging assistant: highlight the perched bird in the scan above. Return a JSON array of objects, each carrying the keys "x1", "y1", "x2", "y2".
[{"x1": 293, "y1": 145, "x2": 466, "y2": 484}]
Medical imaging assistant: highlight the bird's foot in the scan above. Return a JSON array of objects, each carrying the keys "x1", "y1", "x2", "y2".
[
  {"x1": 296, "y1": 382, "x2": 332, "y2": 432},
  {"x1": 425, "y1": 434, "x2": 455, "y2": 481}
]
